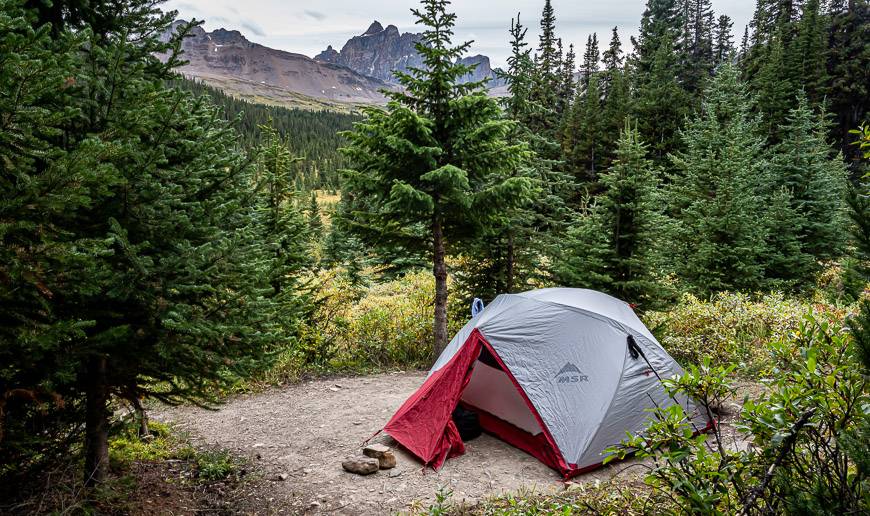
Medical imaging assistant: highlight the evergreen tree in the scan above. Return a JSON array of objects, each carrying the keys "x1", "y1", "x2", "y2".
[
  {"x1": 528, "y1": 0, "x2": 561, "y2": 136},
  {"x1": 556, "y1": 42, "x2": 576, "y2": 116},
  {"x1": 341, "y1": 0, "x2": 531, "y2": 356},
  {"x1": 580, "y1": 33, "x2": 600, "y2": 89},
  {"x1": 2, "y1": 0, "x2": 308, "y2": 484},
  {"x1": 602, "y1": 26, "x2": 624, "y2": 86},
  {"x1": 455, "y1": 13, "x2": 565, "y2": 301},
  {"x1": 765, "y1": 94, "x2": 848, "y2": 283},
  {"x1": 256, "y1": 124, "x2": 312, "y2": 295},
  {"x1": 679, "y1": 0, "x2": 715, "y2": 95},
  {"x1": 564, "y1": 73, "x2": 604, "y2": 183},
  {"x1": 665, "y1": 63, "x2": 769, "y2": 294},
  {"x1": 825, "y1": 0, "x2": 870, "y2": 165},
  {"x1": 556, "y1": 120, "x2": 665, "y2": 308},
  {"x1": 713, "y1": 14, "x2": 735, "y2": 64},
  {"x1": 307, "y1": 191, "x2": 324, "y2": 238},
  {"x1": 601, "y1": 27, "x2": 631, "y2": 169},
  {"x1": 633, "y1": 32, "x2": 691, "y2": 162}
]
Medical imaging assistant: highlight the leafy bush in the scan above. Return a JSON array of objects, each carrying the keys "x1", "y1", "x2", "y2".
[
  {"x1": 645, "y1": 292, "x2": 848, "y2": 370},
  {"x1": 607, "y1": 314, "x2": 869, "y2": 515},
  {"x1": 108, "y1": 421, "x2": 174, "y2": 469},
  {"x1": 195, "y1": 449, "x2": 241, "y2": 481},
  {"x1": 260, "y1": 268, "x2": 467, "y2": 384}
]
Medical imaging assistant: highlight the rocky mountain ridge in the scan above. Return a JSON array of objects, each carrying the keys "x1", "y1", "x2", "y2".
[
  {"x1": 315, "y1": 21, "x2": 505, "y2": 87},
  {"x1": 159, "y1": 21, "x2": 392, "y2": 107}
]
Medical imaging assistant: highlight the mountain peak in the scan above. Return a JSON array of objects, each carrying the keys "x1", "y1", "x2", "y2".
[{"x1": 364, "y1": 21, "x2": 384, "y2": 35}]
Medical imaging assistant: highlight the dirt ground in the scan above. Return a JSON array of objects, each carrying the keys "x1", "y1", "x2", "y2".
[{"x1": 153, "y1": 371, "x2": 637, "y2": 514}]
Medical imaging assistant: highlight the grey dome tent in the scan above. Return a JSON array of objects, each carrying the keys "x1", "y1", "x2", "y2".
[{"x1": 382, "y1": 288, "x2": 711, "y2": 478}]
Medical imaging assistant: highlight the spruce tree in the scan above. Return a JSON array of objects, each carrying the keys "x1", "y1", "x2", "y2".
[
  {"x1": 341, "y1": 0, "x2": 531, "y2": 356},
  {"x1": 2, "y1": 0, "x2": 309, "y2": 484},
  {"x1": 665, "y1": 63, "x2": 769, "y2": 294},
  {"x1": 633, "y1": 32, "x2": 691, "y2": 162},
  {"x1": 679, "y1": 0, "x2": 715, "y2": 96},
  {"x1": 564, "y1": 72, "x2": 604, "y2": 183},
  {"x1": 580, "y1": 33, "x2": 600, "y2": 89},
  {"x1": 556, "y1": 120, "x2": 665, "y2": 308},
  {"x1": 825, "y1": 0, "x2": 870, "y2": 164},
  {"x1": 713, "y1": 14, "x2": 735, "y2": 64},
  {"x1": 528, "y1": 0, "x2": 561, "y2": 137},
  {"x1": 765, "y1": 94, "x2": 848, "y2": 284},
  {"x1": 308, "y1": 191, "x2": 324, "y2": 238}
]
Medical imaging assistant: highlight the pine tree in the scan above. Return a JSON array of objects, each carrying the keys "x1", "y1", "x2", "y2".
[
  {"x1": 825, "y1": 0, "x2": 870, "y2": 165},
  {"x1": 564, "y1": 73, "x2": 604, "y2": 183},
  {"x1": 308, "y1": 191, "x2": 324, "y2": 238},
  {"x1": 602, "y1": 27, "x2": 624, "y2": 87},
  {"x1": 665, "y1": 63, "x2": 769, "y2": 294},
  {"x1": 529, "y1": 0, "x2": 562, "y2": 136},
  {"x1": 601, "y1": 27, "x2": 631, "y2": 169},
  {"x1": 633, "y1": 32, "x2": 691, "y2": 162},
  {"x1": 713, "y1": 14, "x2": 735, "y2": 64},
  {"x1": 341, "y1": 0, "x2": 531, "y2": 356},
  {"x1": 765, "y1": 94, "x2": 848, "y2": 284},
  {"x1": 556, "y1": 42, "x2": 576, "y2": 116},
  {"x1": 2, "y1": 1, "x2": 309, "y2": 485},
  {"x1": 679, "y1": 0, "x2": 715, "y2": 95},
  {"x1": 580, "y1": 33, "x2": 600, "y2": 89},
  {"x1": 556, "y1": 120, "x2": 665, "y2": 308},
  {"x1": 256, "y1": 124, "x2": 312, "y2": 294}
]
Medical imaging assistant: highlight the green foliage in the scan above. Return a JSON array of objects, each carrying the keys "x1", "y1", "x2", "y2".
[
  {"x1": 556, "y1": 120, "x2": 667, "y2": 309},
  {"x1": 765, "y1": 94, "x2": 848, "y2": 285},
  {"x1": 665, "y1": 63, "x2": 769, "y2": 294},
  {"x1": 645, "y1": 291, "x2": 846, "y2": 369},
  {"x1": 194, "y1": 449, "x2": 241, "y2": 481},
  {"x1": 341, "y1": 0, "x2": 532, "y2": 353},
  {"x1": 174, "y1": 78, "x2": 358, "y2": 190},
  {"x1": 609, "y1": 315, "x2": 869, "y2": 515},
  {"x1": 1, "y1": 0, "x2": 311, "y2": 484},
  {"x1": 428, "y1": 486, "x2": 454, "y2": 516}
]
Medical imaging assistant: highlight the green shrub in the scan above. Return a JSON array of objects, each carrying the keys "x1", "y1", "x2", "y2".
[
  {"x1": 195, "y1": 449, "x2": 240, "y2": 481},
  {"x1": 108, "y1": 421, "x2": 174, "y2": 469},
  {"x1": 607, "y1": 314, "x2": 869, "y2": 515},
  {"x1": 645, "y1": 291, "x2": 848, "y2": 370}
]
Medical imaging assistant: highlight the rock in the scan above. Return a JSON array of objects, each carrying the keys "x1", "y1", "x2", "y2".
[
  {"x1": 363, "y1": 444, "x2": 396, "y2": 469},
  {"x1": 275, "y1": 473, "x2": 288, "y2": 481},
  {"x1": 342, "y1": 456, "x2": 379, "y2": 475},
  {"x1": 378, "y1": 452, "x2": 396, "y2": 469},
  {"x1": 362, "y1": 443, "x2": 390, "y2": 457},
  {"x1": 388, "y1": 469, "x2": 402, "y2": 478},
  {"x1": 328, "y1": 387, "x2": 340, "y2": 392}
]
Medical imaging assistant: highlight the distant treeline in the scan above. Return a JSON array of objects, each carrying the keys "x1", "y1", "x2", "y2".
[{"x1": 174, "y1": 78, "x2": 359, "y2": 190}]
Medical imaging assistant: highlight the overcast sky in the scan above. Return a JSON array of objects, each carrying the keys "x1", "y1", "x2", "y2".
[{"x1": 163, "y1": 0, "x2": 756, "y2": 68}]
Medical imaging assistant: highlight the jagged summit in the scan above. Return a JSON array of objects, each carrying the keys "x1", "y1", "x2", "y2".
[
  {"x1": 158, "y1": 20, "x2": 391, "y2": 105},
  {"x1": 315, "y1": 21, "x2": 504, "y2": 87},
  {"x1": 364, "y1": 21, "x2": 384, "y2": 35}
]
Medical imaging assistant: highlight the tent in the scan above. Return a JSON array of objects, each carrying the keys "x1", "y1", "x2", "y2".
[{"x1": 382, "y1": 288, "x2": 712, "y2": 478}]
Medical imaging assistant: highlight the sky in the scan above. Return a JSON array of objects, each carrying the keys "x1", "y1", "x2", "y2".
[{"x1": 163, "y1": 0, "x2": 756, "y2": 69}]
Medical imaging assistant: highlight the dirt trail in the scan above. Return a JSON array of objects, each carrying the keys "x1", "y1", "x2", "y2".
[{"x1": 154, "y1": 372, "x2": 627, "y2": 514}]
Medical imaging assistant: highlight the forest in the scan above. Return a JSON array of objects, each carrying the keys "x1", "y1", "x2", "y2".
[{"x1": 1, "y1": 0, "x2": 869, "y2": 514}]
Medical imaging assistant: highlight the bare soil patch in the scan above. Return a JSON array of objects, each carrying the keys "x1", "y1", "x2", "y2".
[{"x1": 153, "y1": 372, "x2": 629, "y2": 514}]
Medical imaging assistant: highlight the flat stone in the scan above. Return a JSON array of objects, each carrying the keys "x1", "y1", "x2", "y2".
[
  {"x1": 342, "y1": 456, "x2": 379, "y2": 475},
  {"x1": 362, "y1": 443, "x2": 391, "y2": 458}
]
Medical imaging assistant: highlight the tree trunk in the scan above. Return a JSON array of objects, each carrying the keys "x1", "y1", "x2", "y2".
[
  {"x1": 133, "y1": 397, "x2": 150, "y2": 439},
  {"x1": 432, "y1": 212, "x2": 449, "y2": 359},
  {"x1": 84, "y1": 356, "x2": 110, "y2": 486}
]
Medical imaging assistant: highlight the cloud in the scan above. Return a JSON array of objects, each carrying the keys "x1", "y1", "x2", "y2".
[{"x1": 304, "y1": 10, "x2": 327, "y2": 21}]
